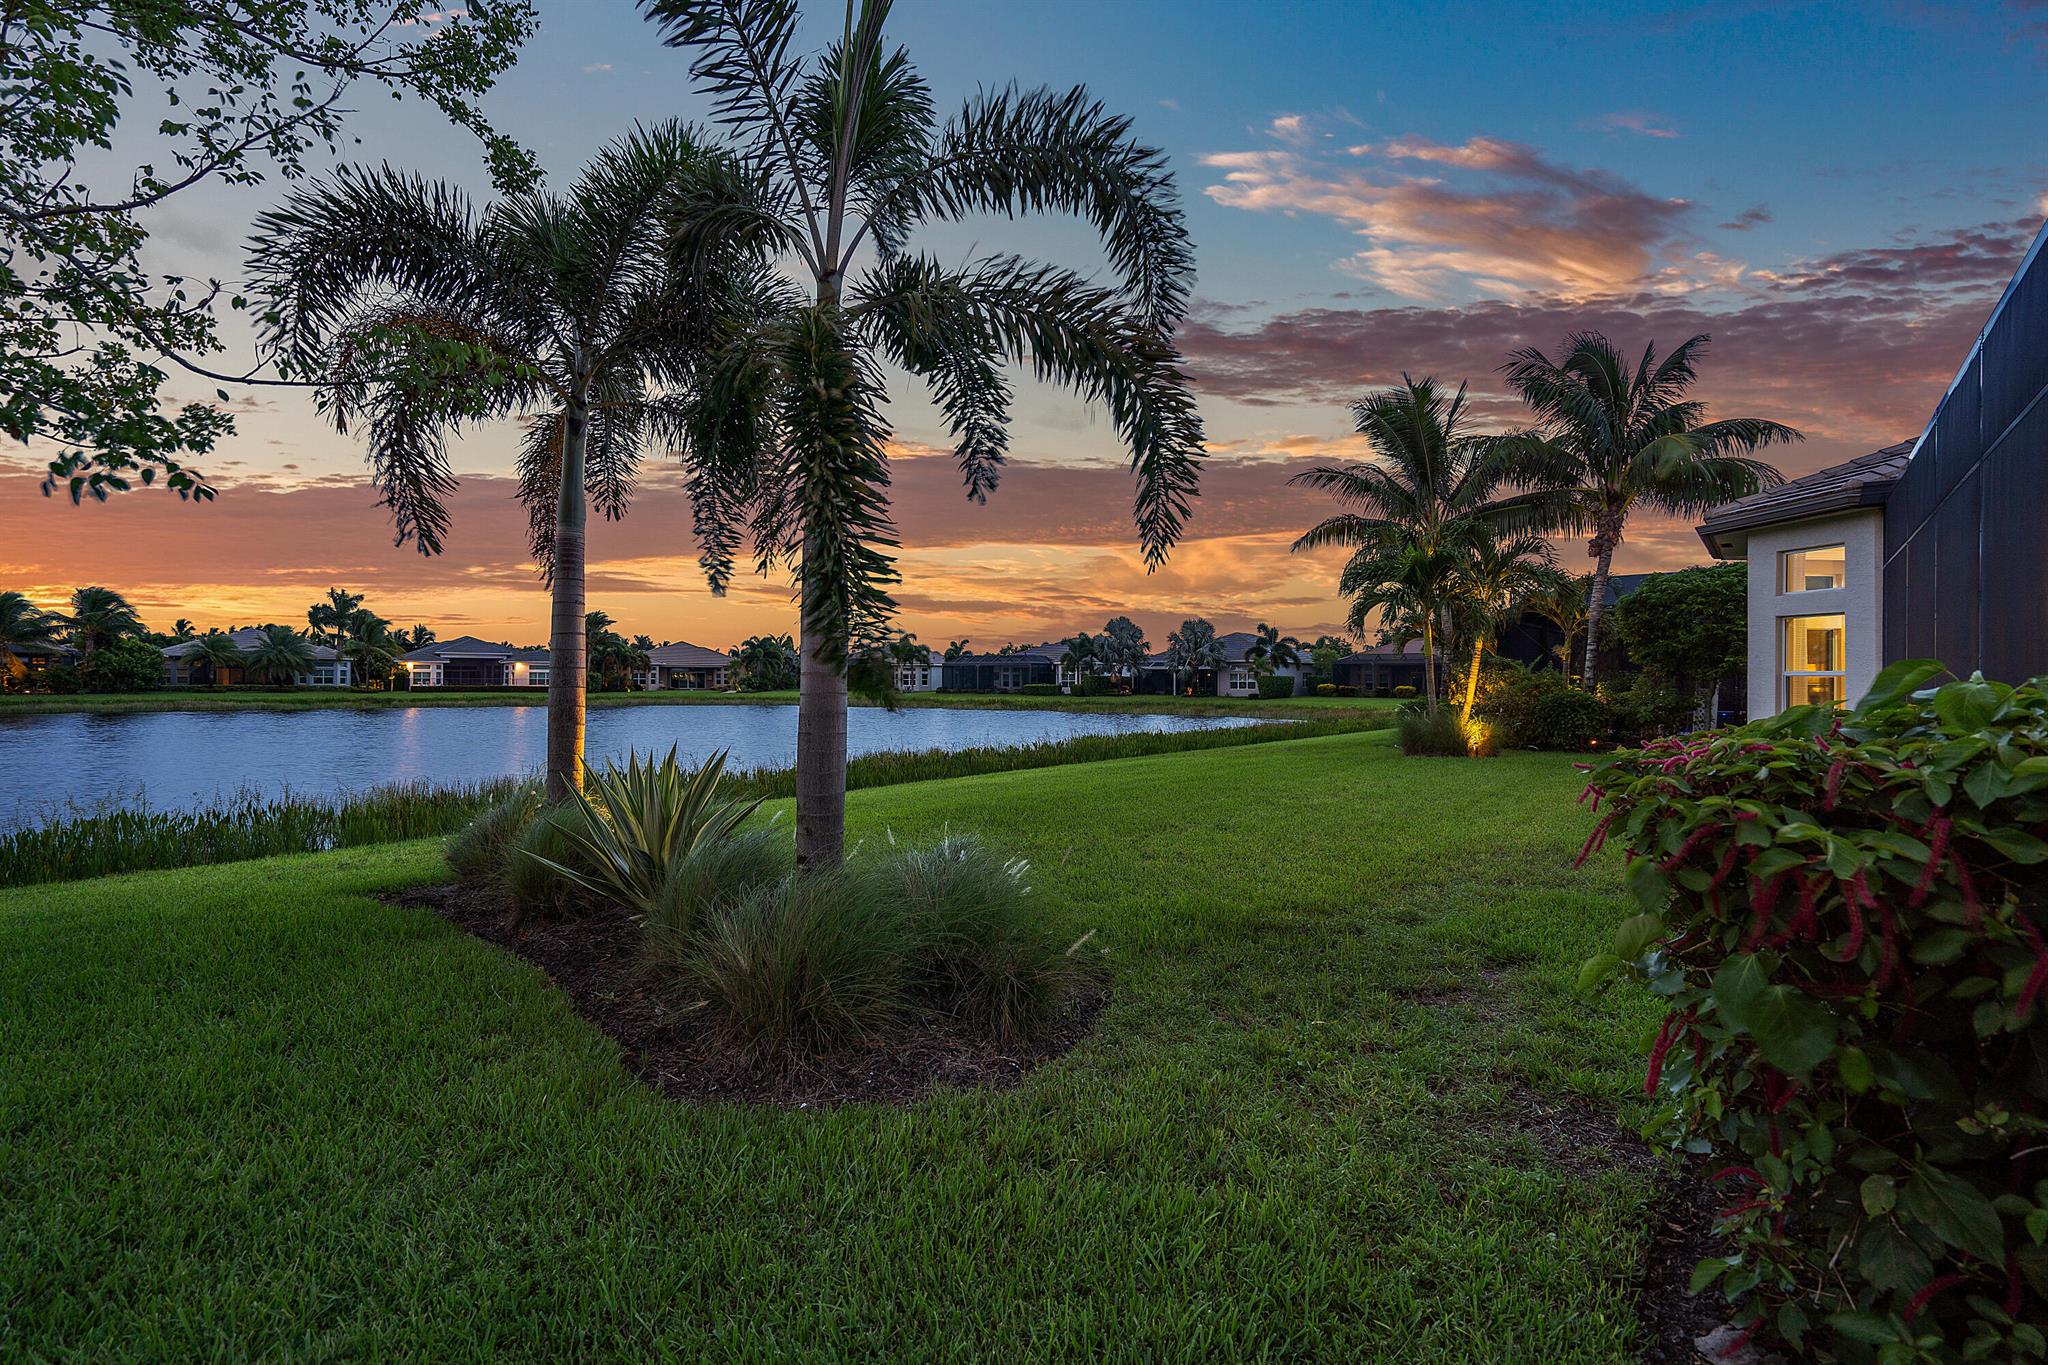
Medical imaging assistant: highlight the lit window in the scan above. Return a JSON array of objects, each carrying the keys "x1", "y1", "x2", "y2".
[
  {"x1": 1782, "y1": 614, "x2": 1846, "y2": 709},
  {"x1": 1780, "y1": 544, "x2": 1846, "y2": 593},
  {"x1": 1229, "y1": 668, "x2": 1253, "y2": 692}
]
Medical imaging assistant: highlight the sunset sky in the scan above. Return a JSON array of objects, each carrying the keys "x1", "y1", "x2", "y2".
[{"x1": 8, "y1": 0, "x2": 2047, "y2": 651}]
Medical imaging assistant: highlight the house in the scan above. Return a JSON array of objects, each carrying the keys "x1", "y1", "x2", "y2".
[
  {"x1": 162, "y1": 628, "x2": 352, "y2": 686},
  {"x1": 1330, "y1": 640, "x2": 1433, "y2": 694},
  {"x1": 1699, "y1": 218, "x2": 2048, "y2": 714},
  {"x1": 633, "y1": 643, "x2": 731, "y2": 690},
  {"x1": 941, "y1": 648, "x2": 1059, "y2": 692},
  {"x1": 894, "y1": 648, "x2": 940, "y2": 692},
  {"x1": 1137, "y1": 631, "x2": 1307, "y2": 697},
  {"x1": 2, "y1": 640, "x2": 77, "y2": 685},
  {"x1": 398, "y1": 636, "x2": 550, "y2": 688}
]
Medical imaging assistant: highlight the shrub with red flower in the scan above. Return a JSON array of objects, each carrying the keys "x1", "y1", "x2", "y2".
[{"x1": 1578, "y1": 660, "x2": 2048, "y2": 1362}]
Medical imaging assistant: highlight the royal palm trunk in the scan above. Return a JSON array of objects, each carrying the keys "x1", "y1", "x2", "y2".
[
  {"x1": 545, "y1": 398, "x2": 590, "y2": 803},
  {"x1": 795, "y1": 528, "x2": 849, "y2": 871},
  {"x1": 1581, "y1": 507, "x2": 1624, "y2": 687}
]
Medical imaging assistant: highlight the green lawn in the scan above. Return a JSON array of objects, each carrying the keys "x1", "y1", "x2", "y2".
[
  {"x1": 0, "y1": 686, "x2": 1397, "y2": 719},
  {"x1": 0, "y1": 731, "x2": 1662, "y2": 1361}
]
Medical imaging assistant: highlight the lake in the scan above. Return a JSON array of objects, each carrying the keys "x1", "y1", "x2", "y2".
[{"x1": 0, "y1": 703, "x2": 1264, "y2": 831}]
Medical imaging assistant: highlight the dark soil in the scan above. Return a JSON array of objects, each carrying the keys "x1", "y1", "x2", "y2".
[{"x1": 385, "y1": 881, "x2": 1104, "y2": 1109}]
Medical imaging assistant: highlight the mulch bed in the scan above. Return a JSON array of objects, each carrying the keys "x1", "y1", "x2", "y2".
[{"x1": 384, "y1": 881, "x2": 1105, "y2": 1109}]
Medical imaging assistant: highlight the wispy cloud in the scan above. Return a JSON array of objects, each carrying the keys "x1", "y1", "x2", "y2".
[
  {"x1": 1584, "y1": 110, "x2": 1681, "y2": 139},
  {"x1": 1200, "y1": 134, "x2": 1694, "y2": 300},
  {"x1": 1720, "y1": 205, "x2": 1773, "y2": 231}
]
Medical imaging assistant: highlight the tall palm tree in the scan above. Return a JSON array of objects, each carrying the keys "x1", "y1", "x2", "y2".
[
  {"x1": 1291, "y1": 378, "x2": 1558, "y2": 714},
  {"x1": 66, "y1": 586, "x2": 143, "y2": 658},
  {"x1": 249, "y1": 122, "x2": 744, "y2": 802},
  {"x1": 244, "y1": 626, "x2": 318, "y2": 685},
  {"x1": 170, "y1": 618, "x2": 196, "y2": 641},
  {"x1": 1096, "y1": 615, "x2": 1148, "y2": 689},
  {"x1": 885, "y1": 632, "x2": 926, "y2": 685},
  {"x1": 1247, "y1": 622, "x2": 1300, "y2": 676},
  {"x1": 733, "y1": 633, "x2": 799, "y2": 691},
  {"x1": 1, "y1": 591, "x2": 64, "y2": 678},
  {"x1": 1497, "y1": 333, "x2": 1798, "y2": 682},
  {"x1": 1334, "y1": 526, "x2": 1477, "y2": 712},
  {"x1": 1451, "y1": 532, "x2": 1558, "y2": 723},
  {"x1": 646, "y1": 0, "x2": 1204, "y2": 869},
  {"x1": 944, "y1": 639, "x2": 971, "y2": 661},
  {"x1": 1164, "y1": 618, "x2": 1223, "y2": 696},
  {"x1": 307, "y1": 588, "x2": 364, "y2": 654},
  {"x1": 342, "y1": 611, "x2": 401, "y2": 688},
  {"x1": 188, "y1": 630, "x2": 244, "y2": 686},
  {"x1": 1058, "y1": 633, "x2": 1095, "y2": 691}
]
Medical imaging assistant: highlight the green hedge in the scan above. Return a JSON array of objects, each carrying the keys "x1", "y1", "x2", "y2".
[
  {"x1": 1018, "y1": 683, "x2": 1060, "y2": 696},
  {"x1": 1256, "y1": 674, "x2": 1296, "y2": 700},
  {"x1": 1579, "y1": 661, "x2": 2048, "y2": 1362}
]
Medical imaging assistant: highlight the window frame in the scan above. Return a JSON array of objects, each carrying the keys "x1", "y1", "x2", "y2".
[
  {"x1": 1780, "y1": 612, "x2": 1847, "y2": 709},
  {"x1": 1778, "y1": 542, "x2": 1847, "y2": 594}
]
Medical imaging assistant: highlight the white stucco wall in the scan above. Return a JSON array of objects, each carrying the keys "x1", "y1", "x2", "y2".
[{"x1": 1743, "y1": 509, "x2": 1885, "y2": 717}]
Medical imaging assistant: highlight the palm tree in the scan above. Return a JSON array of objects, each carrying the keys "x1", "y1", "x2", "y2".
[
  {"x1": 1451, "y1": 532, "x2": 1558, "y2": 723},
  {"x1": 646, "y1": 0, "x2": 1203, "y2": 869},
  {"x1": 1291, "y1": 378, "x2": 1558, "y2": 714},
  {"x1": 1164, "y1": 618, "x2": 1223, "y2": 696},
  {"x1": 944, "y1": 640, "x2": 971, "y2": 661},
  {"x1": 403, "y1": 624, "x2": 436, "y2": 651},
  {"x1": 885, "y1": 632, "x2": 926, "y2": 686},
  {"x1": 732, "y1": 633, "x2": 799, "y2": 691},
  {"x1": 188, "y1": 630, "x2": 244, "y2": 686},
  {"x1": 1247, "y1": 622, "x2": 1300, "y2": 676},
  {"x1": 249, "y1": 122, "x2": 745, "y2": 803},
  {"x1": 1, "y1": 591, "x2": 64, "y2": 680},
  {"x1": 66, "y1": 586, "x2": 143, "y2": 658},
  {"x1": 1334, "y1": 526, "x2": 1476, "y2": 711},
  {"x1": 343, "y1": 611, "x2": 401, "y2": 688},
  {"x1": 587, "y1": 622, "x2": 647, "y2": 692},
  {"x1": 1058, "y1": 634, "x2": 1095, "y2": 691},
  {"x1": 1497, "y1": 333, "x2": 1798, "y2": 682},
  {"x1": 244, "y1": 626, "x2": 318, "y2": 685},
  {"x1": 1096, "y1": 616, "x2": 1148, "y2": 689},
  {"x1": 170, "y1": 618, "x2": 196, "y2": 641},
  {"x1": 306, "y1": 588, "x2": 364, "y2": 654},
  {"x1": 1522, "y1": 572, "x2": 1594, "y2": 683}
]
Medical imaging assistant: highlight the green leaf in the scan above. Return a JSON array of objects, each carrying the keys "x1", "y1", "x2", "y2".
[
  {"x1": 1856, "y1": 659, "x2": 1946, "y2": 714},
  {"x1": 1746, "y1": 986, "x2": 1839, "y2": 1077},
  {"x1": 1690, "y1": 1256, "x2": 1729, "y2": 1294},
  {"x1": 1964, "y1": 759, "x2": 2013, "y2": 807},
  {"x1": 1623, "y1": 855, "x2": 1670, "y2": 911},
  {"x1": 1712, "y1": 954, "x2": 1771, "y2": 1032},
  {"x1": 1613, "y1": 914, "x2": 1666, "y2": 959},
  {"x1": 1576, "y1": 954, "x2": 1622, "y2": 994},
  {"x1": 1828, "y1": 1310, "x2": 1907, "y2": 1345},
  {"x1": 1902, "y1": 1168, "x2": 2007, "y2": 1264},
  {"x1": 1978, "y1": 826, "x2": 2048, "y2": 864},
  {"x1": 1933, "y1": 676, "x2": 2006, "y2": 732},
  {"x1": 1839, "y1": 1046, "x2": 1874, "y2": 1092},
  {"x1": 1861, "y1": 1173, "x2": 1897, "y2": 1215},
  {"x1": 1857, "y1": 1221, "x2": 1933, "y2": 1292}
]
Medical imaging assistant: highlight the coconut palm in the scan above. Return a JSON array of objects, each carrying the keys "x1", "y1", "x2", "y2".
[
  {"x1": 944, "y1": 639, "x2": 971, "y2": 661},
  {"x1": 1058, "y1": 634, "x2": 1095, "y2": 691},
  {"x1": 1496, "y1": 333, "x2": 1798, "y2": 682},
  {"x1": 1292, "y1": 379, "x2": 1558, "y2": 714},
  {"x1": 66, "y1": 586, "x2": 143, "y2": 657},
  {"x1": 884, "y1": 632, "x2": 927, "y2": 685},
  {"x1": 1450, "y1": 532, "x2": 1558, "y2": 723},
  {"x1": 249, "y1": 122, "x2": 747, "y2": 802},
  {"x1": 1332, "y1": 524, "x2": 1481, "y2": 714},
  {"x1": 306, "y1": 588, "x2": 364, "y2": 653},
  {"x1": 1, "y1": 591, "x2": 64, "y2": 677},
  {"x1": 170, "y1": 618, "x2": 196, "y2": 641},
  {"x1": 645, "y1": 0, "x2": 1203, "y2": 868},
  {"x1": 1246, "y1": 622, "x2": 1300, "y2": 676},
  {"x1": 244, "y1": 625, "x2": 318, "y2": 685},
  {"x1": 188, "y1": 630, "x2": 244, "y2": 686},
  {"x1": 1164, "y1": 617, "x2": 1223, "y2": 696},
  {"x1": 342, "y1": 611, "x2": 401, "y2": 688},
  {"x1": 1095, "y1": 616, "x2": 1148, "y2": 688}
]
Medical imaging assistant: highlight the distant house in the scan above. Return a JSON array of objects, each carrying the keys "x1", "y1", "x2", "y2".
[
  {"x1": 3, "y1": 640, "x2": 77, "y2": 684},
  {"x1": 162, "y1": 628, "x2": 351, "y2": 686},
  {"x1": 397, "y1": 635, "x2": 549, "y2": 688},
  {"x1": 1330, "y1": 640, "x2": 1432, "y2": 694},
  {"x1": 1137, "y1": 631, "x2": 1307, "y2": 697},
  {"x1": 634, "y1": 643, "x2": 731, "y2": 690},
  {"x1": 895, "y1": 648, "x2": 940, "y2": 692},
  {"x1": 941, "y1": 648, "x2": 1059, "y2": 692}
]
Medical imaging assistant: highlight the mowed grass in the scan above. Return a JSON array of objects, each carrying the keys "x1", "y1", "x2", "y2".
[
  {"x1": 0, "y1": 686, "x2": 1397, "y2": 719},
  {"x1": 0, "y1": 731, "x2": 1662, "y2": 1361}
]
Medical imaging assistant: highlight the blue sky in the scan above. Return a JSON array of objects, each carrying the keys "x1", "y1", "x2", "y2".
[{"x1": 10, "y1": 0, "x2": 2046, "y2": 646}]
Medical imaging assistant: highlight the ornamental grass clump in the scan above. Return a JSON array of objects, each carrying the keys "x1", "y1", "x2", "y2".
[
  {"x1": 446, "y1": 787, "x2": 541, "y2": 884},
  {"x1": 1577, "y1": 660, "x2": 2048, "y2": 1362}
]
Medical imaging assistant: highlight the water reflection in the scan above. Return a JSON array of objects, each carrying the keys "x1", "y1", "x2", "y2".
[{"x1": 0, "y1": 703, "x2": 1262, "y2": 831}]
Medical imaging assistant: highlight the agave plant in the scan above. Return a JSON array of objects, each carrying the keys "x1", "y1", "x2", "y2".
[{"x1": 522, "y1": 747, "x2": 764, "y2": 916}]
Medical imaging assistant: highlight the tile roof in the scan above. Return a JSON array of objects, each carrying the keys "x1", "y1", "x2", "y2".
[
  {"x1": 397, "y1": 634, "x2": 517, "y2": 663},
  {"x1": 645, "y1": 642, "x2": 729, "y2": 669},
  {"x1": 1697, "y1": 441, "x2": 1915, "y2": 552},
  {"x1": 162, "y1": 627, "x2": 337, "y2": 661}
]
